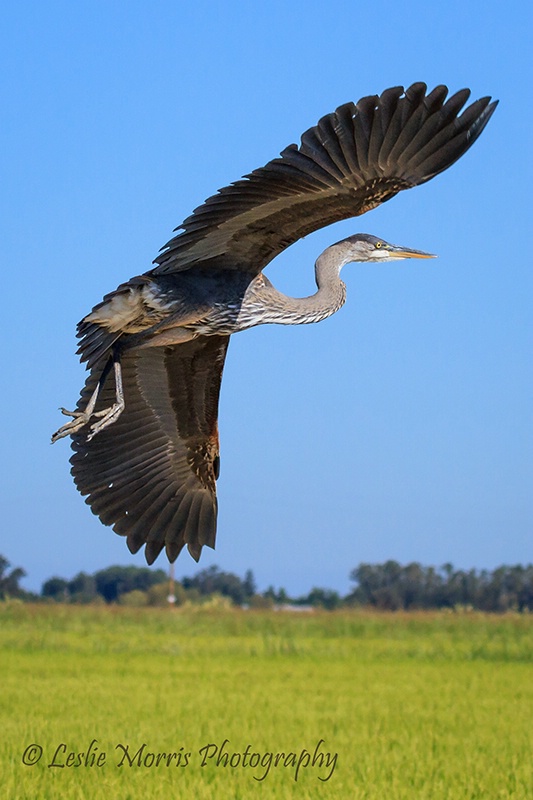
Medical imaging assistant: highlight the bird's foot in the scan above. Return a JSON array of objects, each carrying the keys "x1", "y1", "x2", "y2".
[
  {"x1": 51, "y1": 409, "x2": 93, "y2": 443},
  {"x1": 51, "y1": 399, "x2": 125, "y2": 444},
  {"x1": 52, "y1": 354, "x2": 125, "y2": 444},
  {"x1": 85, "y1": 399, "x2": 125, "y2": 442}
]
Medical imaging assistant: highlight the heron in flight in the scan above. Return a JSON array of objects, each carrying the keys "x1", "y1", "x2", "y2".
[{"x1": 53, "y1": 83, "x2": 497, "y2": 565}]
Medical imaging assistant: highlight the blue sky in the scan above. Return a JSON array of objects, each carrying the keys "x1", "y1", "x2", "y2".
[{"x1": 2, "y1": 0, "x2": 531, "y2": 595}]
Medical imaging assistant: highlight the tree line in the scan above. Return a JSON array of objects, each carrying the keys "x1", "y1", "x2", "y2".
[{"x1": 1, "y1": 554, "x2": 532, "y2": 611}]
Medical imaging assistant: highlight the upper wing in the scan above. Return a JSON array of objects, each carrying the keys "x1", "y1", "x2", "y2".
[
  {"x1": 69, "y1": 335, "x2": 230, "y2": 564},
  {"x1": 153, "y1": 83, "x2": 497, "y2": 276}
]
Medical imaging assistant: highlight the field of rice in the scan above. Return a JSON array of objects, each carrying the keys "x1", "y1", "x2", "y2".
[{"x1": 1, "y1": 604, "x2": 532, "y2": 799}]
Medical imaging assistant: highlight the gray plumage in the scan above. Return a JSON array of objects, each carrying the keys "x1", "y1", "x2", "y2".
[{"x1": 52, "y1": 83, "x2": 497, "y2": 564}]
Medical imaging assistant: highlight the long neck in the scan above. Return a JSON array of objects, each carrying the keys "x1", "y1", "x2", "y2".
[{"x1": 245, "y1": 244, "x2": 347, "y2": 327}]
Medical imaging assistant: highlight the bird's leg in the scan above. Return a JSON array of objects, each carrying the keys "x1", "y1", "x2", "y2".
[
  {"x1": 51, "y1": 354, "x2": 124, "y2": 443},
  {"x1": 85, "y1": 357, "x2": 124, "y2": 441},
  {"x1": 58, "y1": 380, "x2": 101, "y2": 422}
]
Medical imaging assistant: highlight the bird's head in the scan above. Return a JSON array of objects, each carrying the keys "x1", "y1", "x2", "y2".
[{"x1": 335, "y1": 233, "x2": 436, "y2": 264}]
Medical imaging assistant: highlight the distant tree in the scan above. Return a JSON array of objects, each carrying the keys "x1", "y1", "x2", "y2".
[
  {"x1": 350, "y1": 561, "x2": 437, "y2": 610},
  {"x1": 276, "y1": 588, "x2": 290, "y2": 604},
  {"x1": 29, "y1": 556, "x2": 533, "y2": 613},
  {"x1": 243, "y1": 569, "x2": 257, "y2": 598},
  {"x1": 299, "y1": 587, "x2": 342, "y2": 610},
  {"x1": 0, "y1": 555, "x2": 26, "y2": 600},
  {"x1": 517, "y1": 566, "x2": 533, "y2": 611},
  {"x1": 477, "y1": 564, "x2": 533, "y2": 612},
  {"x1": 349, "y1": 561, "x2": 533, "y2": 612},
  {"x1": 42, "y1": 576, "x2": 70, "y2": 601},
  {"x1": 262, "y1": 586, "x2": 291, "y2": 605},
  {"x1": 181, "y1": 565, "x2": 256, "y2": 605},
  {"x1": 68, "y1": 572, "x2": 98, "y2": 603},
  {"x1": 440, "y1": 567, "x2": 480, "y2": 609},
  {"x1": 94, "y1": 565, "x2": 168, "y2": 603},
  {"x1": 119, "y1": 589, "x2": 148, "y2": 607},
  {"x1": 349, "y1": 561, "x2": 405, "y2": 609}
]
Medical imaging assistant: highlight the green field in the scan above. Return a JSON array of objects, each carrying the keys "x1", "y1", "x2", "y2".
[{"x1": 1, "y1": 604, "x2": 532, "y2": 799}]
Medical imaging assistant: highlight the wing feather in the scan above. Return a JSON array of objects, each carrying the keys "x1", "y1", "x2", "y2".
[
  {"x1": 70, "y1": 335, "x2": 230, "y2": 564},
  {"x1": 153, "y1": 83, "x2": 497, "y2": 276}
]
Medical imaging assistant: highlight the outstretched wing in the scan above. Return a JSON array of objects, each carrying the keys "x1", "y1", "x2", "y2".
[
  {"x1": 153, "y1": 83, "x2": 497, "y2": 276},
  {"x1": 69, "y1": 335, "x2": 230, "y2": 564}
]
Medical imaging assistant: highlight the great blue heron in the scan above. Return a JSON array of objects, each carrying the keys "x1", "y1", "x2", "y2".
[{"x1": 52, "y1": 83, "x2": 497, "y2": 565}]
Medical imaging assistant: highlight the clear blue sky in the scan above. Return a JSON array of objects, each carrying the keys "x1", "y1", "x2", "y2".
[{"x1": 1, "y1": 0, "x2": 531, "y2": 596}]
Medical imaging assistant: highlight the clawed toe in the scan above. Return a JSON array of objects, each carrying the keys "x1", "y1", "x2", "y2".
[
  {"x1": 52, "y1": 400, "x2": 125, "y2": 444},
  {"x1": 52, "y1": 354, "x2": 125, "y2": 445},
  {"x1": 51, "y1": 412, "x2": 92, "y2": 443}
]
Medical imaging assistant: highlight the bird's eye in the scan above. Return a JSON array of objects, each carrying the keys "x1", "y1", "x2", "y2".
[{"x1": 375, "y1": 241, "x2": 382, "y2": 249}]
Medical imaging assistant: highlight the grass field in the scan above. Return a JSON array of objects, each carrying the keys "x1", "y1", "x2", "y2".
[{"x1": 1, "y1": 604, "x2": 532, "y2": 799}]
